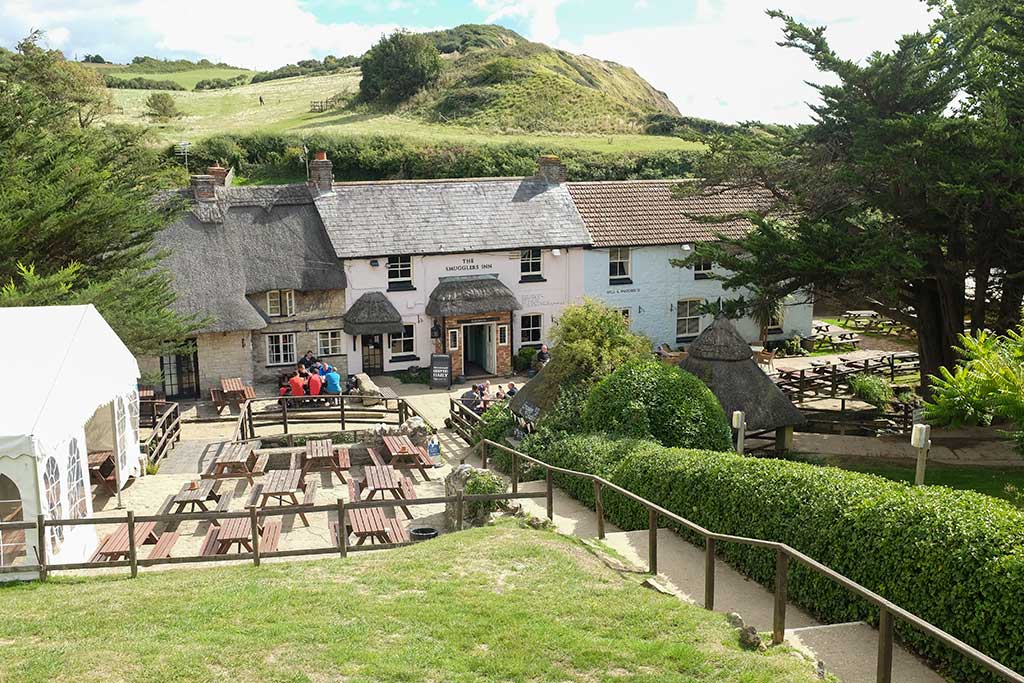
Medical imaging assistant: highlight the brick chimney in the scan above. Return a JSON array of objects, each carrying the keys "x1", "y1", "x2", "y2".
[
  {"x1": 190, "y1": 174, "x2": 217, "y2": 201},
  {"x1": 536, "y1": 154, "x2": 566, "y2": 184},
  {"x1": 308, "y1": 150, "x2": 334, "y2": 194},
  {"x1": 207, "y1": 164, "x2": 229, "y2": 186}
]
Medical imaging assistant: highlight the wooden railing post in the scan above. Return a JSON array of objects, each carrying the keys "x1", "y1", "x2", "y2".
[
  {"x1": 648, "y1": 508, "x2": 658, "y2": 575},
  {"x1": 282, "y1": 399, "x2": 289, "y2": 435},
  {"x1": 593, "y1": 480, "x2": 605, "y2": 540},
  {"x1": 773, "y1": 548, "x2": 788, "y2": 645},
  {"x1": 456, "y1": 490, "x2": 465, "y2": 531},
  {"x1": 249, "y1": 506, "x2": 261, "y2": 567},
  {"x1": 340, "y1": 396, "x2": 346, "y2": 431},
  {"x1": 545, "y1": 469, "x2": 554, "y2": 521},
  {"x1": 337, "y1": 499, "x2": 348, "y2": 558},
  {"x1": 704, "y1": 537, "x2": 716, "y2": 610},
  {"x1": 398, "y1": 399, "x2": 408, "y2": 424},
  {"x1": 511, "y1": 451, "x2": 519, "y2": 493},
  {"x1": 480, "y1": 440, "x2": 488, "y2": 470},
  {"x1": 877, "y1": 608, "x2": 894, "y2": 683},
  {"x1": 127, "y1": 510, "x2": 138, "y2": 578},
  {"x1": 36, "y1": 514, "x2": 47, "y2": 581},
  {"x1": 246, "y1": 401, "x2": 255, "y2": 439}
]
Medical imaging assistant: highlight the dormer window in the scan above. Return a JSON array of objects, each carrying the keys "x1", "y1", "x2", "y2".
[{"x1": 266, "y1": 289, "x2": 294, "y2": 317}]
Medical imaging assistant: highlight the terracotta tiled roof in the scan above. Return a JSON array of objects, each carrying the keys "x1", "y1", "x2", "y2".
[{"x1": 566, "y1": 180, "x2": 771, "y2": 248}]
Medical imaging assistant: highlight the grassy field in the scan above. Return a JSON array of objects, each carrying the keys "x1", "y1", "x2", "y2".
[
  {"x1": 102, "y1": 69, "x2": 702, "y2": 153},
  {"x1": 0, "y1": 526, "x2": 822, "y2": 683}
]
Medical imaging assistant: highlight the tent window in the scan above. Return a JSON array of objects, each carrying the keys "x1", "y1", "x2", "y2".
[
  {"x1": 0, "y1": 475, "x2": 25, "y2": 567},
  {"x1": 115, "y1": 397, "x2": 128, "y2": 470},
  {"x1": 66, "y1": 439, "x2": 88, "y2": 520},
  {"x1": 43, "y1": 457, "x2": 64, "y2": 552}
]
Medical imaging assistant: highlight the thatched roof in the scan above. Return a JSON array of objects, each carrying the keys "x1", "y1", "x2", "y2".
[
  {"x1": 343, "y1": 292, "x2": 404, "y2": 336},
  {"x1": 679, "y1": 316, "x2": 805, "y2": 432},
  {"x1": 426, "y1": 275, "x2": 521, "y2": 317},
  {"x1": 156, "y1": 186, "x2": 346, "y2": 333},
  {"x1": 508, "y1": 364, "x2": 555, "y2": 422}
]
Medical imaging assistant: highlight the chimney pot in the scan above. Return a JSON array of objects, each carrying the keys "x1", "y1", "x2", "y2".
[
  {"x1": 190, "y1": 174, "x2": 217, "y2": 201},
  {"x1": 308, "y1": 152, "x2": 333, "y2": 194},
  {"x1": 536, "y1": 154, "x2": 566, "y2": 184},
  {"x1": 314, "y1": 150, "x2": 327, "y2": 161}
]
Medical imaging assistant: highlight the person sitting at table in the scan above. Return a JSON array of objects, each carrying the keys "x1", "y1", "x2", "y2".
[
  {"x1": 308, "y1": 370, "x2": 323, "y2": 396},
  {"x1": 495, "y1": 385, "x2": 506, "y2": 401},
  {"x1": 473, "y1": 384, "x2": 489, "y2": 414},
  {"x1": 506, "y1": 382, "x2": 518, "y2": 397},
  {"x1": 299, "y1": 350, "x2": 318, "y2": 369},
  {"x1": 288, "y1": 370, "x2": 306, "y2": 396},
  {"x1": 536, "y1": 344, "x2": 551, "y2": 367},
  {"x1": 323, "y1": 366, "x2": 342, "y2": 394},
  {"x1": 277, "y1": 374, "x2": 290, "y2": 397},
  {"x1": 460, "y1": 385, "x2": 480, "y2": 411},
  {"x1": 296, "y1": 363, "x2": 310, "y2": 379}
]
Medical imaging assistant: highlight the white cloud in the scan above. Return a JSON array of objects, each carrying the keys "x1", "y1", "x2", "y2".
[
  {"x1": 0, "y1": 0, "x2": 422, "y2": 69},
  {"x1": 473, "y1": 0, "x2": 566, "y2": 43},
  {"x1": 559, "y1": 0, "x2": 936, "y2": 124}
]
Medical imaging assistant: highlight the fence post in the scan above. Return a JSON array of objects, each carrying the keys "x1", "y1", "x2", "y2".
[
  {"x1": 36, "y1": 514, "x2": 47, "y2": 581},
  {"x1": 593, "y1": 480, "x2": 605, "y2": 540},
  {"x1": 704, "y1": 537, "x2": 716, "y2": 610},
  {"x1": 456, "y1": 490, "x2": 465, "y2": 531},
  {"x1": 398, "y1": 399, "x2": 408, "y2": 424},
  {"x1": 127, "y1": 510, "x2": 138, "y2": 578},
  {"x1": 545, "y1": 469, "x2": 554, "y2": 521},
  {"x1": 282, "y1": 399, "x2": 289, "y2": 435},
  {"x1": 246, "y1": 402, "x2": 255, "y2": 439},
  {"x1": 648, "y1": 508, "x2": 658, "y2": 575},
  {"x1": 773, "y1": 548, "x2": 788, "y2": 645},
  {"x1": 511, "y1": 452, "x2": 519, "y2": 493},
  {"x1": 876, "y1": 608, "x2": 894, "y2": 683},
  {"x1": 340, "y1": 396, "x2": 346, "y2": 431},
  {"x1": 480, "y1": 440, "x2": 488, "y2": 470},
  {"x1": 337, "y1": 499, "x2": 348, "y2": 558},
  {"x1": 249, "y1": 506, "x2": 261, "y2": 567}
]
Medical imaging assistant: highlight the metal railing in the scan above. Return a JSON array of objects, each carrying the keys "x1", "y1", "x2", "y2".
[{"x1": 468, "y1": 439, "x2": 1023, "y2": 683}]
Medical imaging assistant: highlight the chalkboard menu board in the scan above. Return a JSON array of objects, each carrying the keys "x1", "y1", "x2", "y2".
[{"x1": 430, "y1": 353, "x2": 452, "y2": 389}]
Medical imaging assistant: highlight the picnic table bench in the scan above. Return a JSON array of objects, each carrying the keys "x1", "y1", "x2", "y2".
[
  {"x1": 382, "y1": 435, "x2": 433, "y2": 480},
  {"x1": 300, "y1": 439, "x2": 350, "y2": 483},
  {"x1": 361, "y1": 466, "x2": 416, "y2": 519},
  {"x1": 210, "y1": 377, "x2": 257, "y2": 414},
  {"x1": 167, "y1": 480, "x2": 233, "y2": 528},
  {"x1": 839, "y1": 310, "x2": 880, "y2": 327},
  {"x1": 814, "y1": 331, "x2": 862, "y2": 351},
  {"x1": 200, "y1": 516, "x2": 282, "y2": 555},
  {"x1": 88, "y1": 451, "x2": 118, "y2": 495},
  {"x1": 329, "y1": 507, "x2": 393, "y2": 546},
  {"x1": 202, "y1": 441, "x2": 265, "y2": 485},
  {"x1": 246, "y1": 469, "x2": 312, "y2": 526},
  {"x1": 91, "y1": 522, "x2": 159, "y2": 562}
]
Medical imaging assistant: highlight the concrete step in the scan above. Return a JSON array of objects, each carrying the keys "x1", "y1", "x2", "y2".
[{"x1": 787, "y1": 622, "x2": 944, "y2": 683}]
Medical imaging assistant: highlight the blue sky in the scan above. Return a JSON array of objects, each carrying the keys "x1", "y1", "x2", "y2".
[{"x1": 0, "y1": 0, "x2": 935, "y2": 123}]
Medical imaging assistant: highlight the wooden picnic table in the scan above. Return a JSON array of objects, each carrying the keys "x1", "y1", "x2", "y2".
[
  {"x1": 331, "y1": 507, "x2": 391, "y2": 546},
  {"x1": 214, "y1": 517, "x2": 254, "y2": 554},
  {"x1": 204, "y1": 442, "x2": 263, "y2": 485},
  {"x1": 92, "y1": 522, "x2": 159, "y2": 561},
  {"x1": 301, "y1": 439, "x2": 350, "y2": 483},
  {"x1": 254, "y1": 469, "x2": 310, "y2": 526},
  {"x1": 171, "y1": 479, "x2": 220, "y2": 513},
  {"x1": 88, "y1": 450, "x2": 118, "y2": 495},
  {"x1": 381, "y1": 435, "x2": 432, "y2": 480},
  {"x1": 361, "y1": 466, "x2": 413, "y2": 519}
]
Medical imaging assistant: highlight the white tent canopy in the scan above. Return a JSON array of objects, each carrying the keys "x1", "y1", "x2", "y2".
[{"x1": 0, "y1": 305, "x2": 141, "y2": 572}]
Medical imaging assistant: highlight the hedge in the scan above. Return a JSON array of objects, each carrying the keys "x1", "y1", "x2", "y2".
[{"x1": 537, "y1": 434, "x2": 1024, "y2": 682}]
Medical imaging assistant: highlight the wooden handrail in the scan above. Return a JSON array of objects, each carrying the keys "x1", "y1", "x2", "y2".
[{"x1": 232, "y1": 395, "x2": 435, "y2": 442}]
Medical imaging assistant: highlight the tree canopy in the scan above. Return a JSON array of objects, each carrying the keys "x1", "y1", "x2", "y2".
[{"x1": 359, "y1": 31, "x2": 443, "y2": 104}]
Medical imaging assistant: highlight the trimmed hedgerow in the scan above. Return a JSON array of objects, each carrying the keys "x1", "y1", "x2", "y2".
[
  {"x1": 537, "y1": 434, "x2": 1024, "y2": 682},
  {"x1": 581, "y1": 358, "x2": 732, "y2": 451}
]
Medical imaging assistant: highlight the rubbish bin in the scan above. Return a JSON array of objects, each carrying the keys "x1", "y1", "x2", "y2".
[{"x1": 410, "y1": 527, "x2": 438, "y2": 542}]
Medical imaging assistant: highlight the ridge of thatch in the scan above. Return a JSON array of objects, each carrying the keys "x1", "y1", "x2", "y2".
[
  {"x1": 688, "y1": 315, "x2": 753, "y2": 361},
  {"x1": 425, "y1": 275, "x2": 521, "y2": 317},
  {"x1": 343, "y1": 292, "x2": 404, "y2": 336}
]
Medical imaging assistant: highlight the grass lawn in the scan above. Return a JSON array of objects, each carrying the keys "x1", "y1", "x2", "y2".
[
  {"x1": 0, "y1": 526, "x2": 822, "y2": 683},
  {"x1": 101, "y1": 70, "x2": 704, "y2": 154},
  {"x1": 796, "y1": 455, "x2": 1024, "y2": 503}
]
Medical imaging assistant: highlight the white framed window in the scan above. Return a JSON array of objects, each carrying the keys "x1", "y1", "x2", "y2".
[
  {"x1": 520, "y1": 248, "x2": 542, "y2": 278},
  {"x1": 448, "y1": 328, "x2": 459, "y2": 351},
  {"x1": 609, "y1": 247, "x2": 631, "y2": 283},
  {"x1": 317, "y1": 330, "x2": 344, "y2": 357},
  {"x1": 693, "y1": 255, "x2": 713, "y2": 279},
  {"x1": 520, "y1": 314, "x2": 542, "y2": 345},
  {"x1": 115, "y1": 396, "x2": 128, "y2": 469},
  {"x1": 497, "y1": 324, "x2": 509, "y2": 346},
  {"x1": 676, "y1": 299, "x2": 705, "y2": 340},
  {"x1": 66, "y1": 439, "x2": 88, "y2": 520},
  {"x1": 387, "y1": 256, "x2": 413, "y2": 287},
  {"x1": 266, "y1": 289, "x2": 295, "y2": 317},
  {"x1": 43, "y1": 457, "x2": 63, "y2": 551},
  {"x1": 0, "y1": 473, "x2": 26, "y2": 567},
  {"x1": 390, "y1": 324, "x2": 415, "y2": 355},
  {"x1": 266, "y1": 333, "x2": 296, "y2": 366}
]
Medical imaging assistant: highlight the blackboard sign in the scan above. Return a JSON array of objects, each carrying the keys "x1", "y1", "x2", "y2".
[{"x1": 430, "y1": 353, "x2": 452, "y2": 389}]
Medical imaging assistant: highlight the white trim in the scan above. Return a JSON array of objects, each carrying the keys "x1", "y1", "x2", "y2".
[
  {"x1": 387, "y1": 256, "x2": 413, "y2": 285},
  {"x1": 520, "y1": 313, "x2": 542, "y2": 345},
  {"x1": 448, "y1": 328, "x2": 459, "y2": 351},
  {"x1": 676, "y1": 298, "x2": 704, "y2": 340},
  {"x1": 497, "y1": 324, "x2": 509, "y2": 346},
  {"x1": 389, "y1": 324, "x2": 416, "y2": 355},
  {"x1": 317, "y1": 329, "x2": 344, "y2": 357},
  {"x1": 265, "y1": 332, "x2": 297, "y2": 366},
  {"x1": 520, "y1": 248, "x2": 543, "y2": 277},
  {"x1": 609, "y1": 247, "x2": 631, "y2": 282}
]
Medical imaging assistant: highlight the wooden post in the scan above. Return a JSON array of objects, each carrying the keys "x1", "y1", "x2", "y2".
[
  {"x1": 648, "y1": 508, "x2": 658, "y2": 575},
  {"x1": 340, "y1": 395, "x2": 346, "y2": 431},
  {"x1": 36, "y1": 514, "x2": 47, "y2": 582},
  {"x1": 398, "y1": 400, "x2": 408, "y2": 424},
  {"x1": 704, "y1": 537, "x2": 716, "y2": 610},
  {"x1": 456, "y1": 490, "x2": 465, "y2": 531},
  {"x1": 774, "y1": 426, "x2": 793, "y2": 454},
  {"x1": 337, "y1": 499, "x2": 348, "y2": 558},
  {"x1": 246, "y1": 402, "x2": 255, "y2": 439},
  {"x1": 480, "y1": 440, "x2": 488, "y2": 470},
  {"x1": 593, "y1": 480, "x2": 605, "y2": 540},
  {"x1": 249, "y1": 506, "x2": 261, "y2": 567},
  {"x1": 773, "y1": 548, "x2": 788, "y2": 645},
  {"x1": 876, "y1": 608, "x2": 894, "y2": 683},
  {"x1": 830, "y1": 365, "x2": 838, "y2": 397},
  {"x1": 545, "y1": 469, "x2": 554, "y2": 521},
  {"x1": 282, "y1": 399, "x2": 289, "y2": 435},
  {"x1": 127, "y1": 510, "x2": 138, "y2": 578},
  {"x1": 511, "y1": 452, "x2": 519, "y2": 493}
]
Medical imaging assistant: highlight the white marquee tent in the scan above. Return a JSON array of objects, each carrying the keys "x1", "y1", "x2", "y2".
[{"x1": 0, "y1": 305, "x2": 141, "y2": 574}]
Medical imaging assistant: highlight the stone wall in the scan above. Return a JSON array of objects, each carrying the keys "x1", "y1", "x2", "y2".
[
  {"x1": 250, "y1": 289, "x2": 347, "y2": 387},
  {"x1": 198, "y1": 331, "x2": 252, "y2": 391}
]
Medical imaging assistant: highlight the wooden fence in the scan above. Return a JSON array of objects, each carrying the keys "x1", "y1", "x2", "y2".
[
  {"x1": 448, "y1": 398, "x2": 483, "y2": 444},
  {"x1": 140, "y1": 401, "x2": 181, "y2": 465}
]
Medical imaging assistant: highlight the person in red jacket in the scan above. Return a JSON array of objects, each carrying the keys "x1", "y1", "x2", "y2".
[
  {"x1": 307, "y1": 371, "x2": 323, "y2": 396},
  {"x1": 287, "y1": 371, "x2": 306, "y2": 396}
]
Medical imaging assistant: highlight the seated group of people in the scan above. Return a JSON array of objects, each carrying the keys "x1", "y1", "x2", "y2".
[
  {"x1": 278, "y1": 351, "x2": 350, "y2": 397},
  {"x1": 460, "y1": 380, "x2": 518, "y2": 415}
]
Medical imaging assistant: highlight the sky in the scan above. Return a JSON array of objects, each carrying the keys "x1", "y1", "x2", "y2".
[{"x1": 0, "y1": 0, "x2": 937, "y2": 124}]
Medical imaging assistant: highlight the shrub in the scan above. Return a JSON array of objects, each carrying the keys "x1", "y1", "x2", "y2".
[
  {"x1": 533, "y1": 435, "x2": 1024, "y2": 682},
  {"x1": 477, "y1": 404, "x2": 514, "y2": 446},
  {"x1": 582, "y1": 357, "x2": 732, "y2": 451},
  {"x1": 512, "y1": 346, "x2": 537, "y2": 373},
  {"x1": 395, "y1": 366, "x2": 430, "y2": 384},
  {"x1": 194, "y1": 75, "x2": 248, "y2": 90},
  {"x1": 359, "y1": 31, "x2": 442, "y2": 104},
  {"x1": 144, "y1": 92, "x2": 181, "y2": 120},
  {"x1": 848, "y1": 374, "x2": 895, "y2": 409},
  {"x1": 105, "y1": 75, "x2": 185, "y2": 91},
  {"x1": 463, "y1": 468, "x2": 508, "y2": 520}
]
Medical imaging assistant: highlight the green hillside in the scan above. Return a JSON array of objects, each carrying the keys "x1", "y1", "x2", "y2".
[{"x1": 0, "y1": 526, "x2": 823, "y2": 682}]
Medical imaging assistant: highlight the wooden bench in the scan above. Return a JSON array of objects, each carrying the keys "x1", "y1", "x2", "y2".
[
  {"x1": 252, "y1": 453, "x2": 270, "y2": 476},
  {"x1": 367, "y1": 448, "x2": 385, "y2": 467},
  {"x1": 385, "y1": 517, "x2": 410, "y2": 544},
  {"x1": 199, "y1": 526, "x2": 221, "y2": 556},
  {"x1": 347, "y1": 479, "x2": 362, "y2": 502},
  {"x1": 400, "y1": 476, "x2": 417, "y2": 502},
  {"x1": 261, "y1": 520, "x2": 282, "y2": 552},
  {"x1": 147, "y1": 532, "x2": 179, "y2": 560},
  {"x1": 246, "y1": 484, "x2": 265, "y2": 508},
  {"x1": 210, "y1": 388, "x2": 229, "y2": 415},
  {"x1": 303, "y1": 480, "x2": 319, "y2": 506}
]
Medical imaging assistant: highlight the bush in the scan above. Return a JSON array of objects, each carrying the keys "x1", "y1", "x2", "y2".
[
  {"x1": 194, "y1": 75, "x2": 248, "y2": 90},
  {"x1": 144, "y1": 92, "x2": 181, "y2": 120},
  {"x1": 512, "y1": 346, "x2": 537, "y2": 373},
  {"x1": 360, "y1": 31, "x2": 442, "y2": 104},
  {"x1": 848, "y1": 374, "x2": 895, "y2": 409},
  {"x1": 477, "y1": 404, "x2": 514, "y2": 446},
  {"x1": 582, "y1": 357, "x2": 732, "y2": 451},
  {"x1": 536, "y1": 435, "x2": 1024, "y2": 682},
  {"x1": 463, "y1": 468, "x2": 508, "y2": 520},
  {"x1": 250, "y1": 55, "x2": 359, "y2": 84},
  {"x1": 105, "y1": 75, "x2": 186, "y2": 91},
  {"x1": 395, "y1": 366, "x2": 430, "y2": 384}
]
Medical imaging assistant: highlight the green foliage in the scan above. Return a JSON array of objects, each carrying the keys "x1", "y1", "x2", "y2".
[
  {"x1": 536, "y1": 434, "x2": 1024, "y2": 682},
  {"x1": 126, "y1": 55, "x2": 240, "y2": 73},
  {"x1": 105, "y1": 75, "x2": 186, "y2": 91},
  {"x1": 427, "y1": 24, "x2": 526, "y2": 54},
  {"x1": 645, "y1": 114, "x2": 743, "y2": 138},
  {"x1": 250, "y1": 55, "x2": 359, "y2": 84},
  {"x1": 194, "y1": 74, "x2": 248, "y2": 90},
  {"x1": 848, "y1": 374, "x2": 895, "y2": 409},
  {"x1": 582, "y1": 358, "x2": 732, "y2": 450},
  {"x1": 394, "y1": 366, "x2": 430, "y2": 384},
  {"x1": 360, "y1": 31, "x2": 442, "y2": 104},
  {"x1": 463, "y1": 468, "x2": 508, "y2": 520},
  {"x1": 81, "y1": 54, "x2": 106, "y2": 64},
  {"x1": 512, "y1": 346, "x2": 537, "y2": 373},
  {"x1": 477, "y1": 404, "x2": 514, "y2": 446},
  {"x1": 144, "y1": 92, "x2": 181, "y2": 120}
]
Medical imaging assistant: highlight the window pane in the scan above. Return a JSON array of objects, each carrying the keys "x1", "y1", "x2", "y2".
[{"x1": 267, "y1": 290, "x2": 280, "y2": 316}]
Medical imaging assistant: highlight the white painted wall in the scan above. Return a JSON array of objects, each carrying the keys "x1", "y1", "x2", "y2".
[{"x1": 344, "y1": 247, "x2": 586, "y2": 374}]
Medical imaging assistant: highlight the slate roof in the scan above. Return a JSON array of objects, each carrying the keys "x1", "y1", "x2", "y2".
[
  {"x1": 156, "y1": 186, "x2": 346, "y2": 333},
  {"x1": 566, "y1": 180, "x2": 772, "y2": 248},
  {"x1": 314, "y1": 177, "x2": 591, "y2": 258},
  {"x1": 343, "y1": 292, "x2": 404, "y2": 335},
  {"x1": 425, "y1": 275, "x2": 522, "y2": 317}
]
